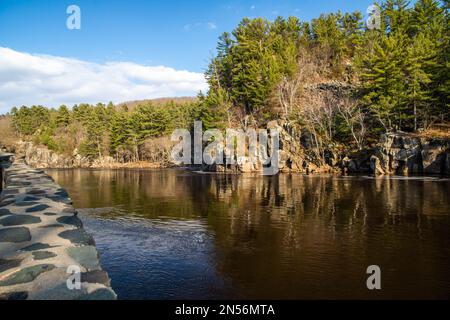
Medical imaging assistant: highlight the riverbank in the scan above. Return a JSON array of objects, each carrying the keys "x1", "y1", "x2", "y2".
[
  {"x1": 0, "y1": 155, "x2": 116, "y2": 300},
  {"x1": 11, "y1": 126, "x2": 450, "y2": 176}
]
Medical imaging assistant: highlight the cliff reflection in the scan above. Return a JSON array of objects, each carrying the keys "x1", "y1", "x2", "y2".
[{"x1": 47, "y1": 169, "x2": 450, "y2": 299}]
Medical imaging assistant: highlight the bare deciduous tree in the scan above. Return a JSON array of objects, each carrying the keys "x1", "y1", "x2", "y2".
[
  {"x1": 337, "y1": 97, "x2": 367, "y2": 150},
  {"x1": 296, "y1": 89, "x2": 337, "y2": 164},
  {"x1": 274, "y1": 51, "x2": 320, "y2": 121}
]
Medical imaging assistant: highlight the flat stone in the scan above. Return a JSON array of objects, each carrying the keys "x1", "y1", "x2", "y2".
[
  {"x1": 0, "y1": 258, "x2": 22, "y2": 273},
  {"x1": 43, "y1": 212, "x2": 58, "y2": 216},
  {"x1": 0, "y1": 208, "x2": 12, "y2": 216},
  {"x1": 55, "y1": 190, "x2": 69, "y2": 197},
  {"x1": 81, "y1": 270, "x2": 111, "y2": 286},
  {"x1": 32, "y1": 283, "x2": 86, "y2": 300},
  {"x1": 15, "y1": 201, "x2": 39, "y2": 206},
  {"x1": 25, "y1": 204, "x2": 50, "y2": 212},
  {"x1": 27, "y1": 189, "x2": 46, "y2": 195},
  {"x1": 32, "y1": 251, "x2": 57, "y2": 260},
  {"x1": 0, "y1": 199, "x2": 15, "y2": 207},
  {"x1": 0, "y1": 194, "x2": 15, "y2": 200},
  {"x1": 0, "y1": 291, "x2": 28, "y2": 300},
  {"x1": 22, "y1": 195, "x2": 41, "y2": 202},
  {"x1": 57, "y1": 215, "x2": 83, "y2": 228},
  {"x1": 9, "y1": 181, "x2": 31, "y2": 186},
  {"x1": 1, "y1": 189, "x2": 19, "y2": 195},
  {"x1": 0, "y1": 227, "x2": 31, "y2": 243},
  {"x1": 0, "y1": 264, "x2": 55, "y2": 286},
  {"x1": 66, "y1": 246, "x2": 100, "y2": 270},
  {"x1": 62, "y1": 207, "x2": 77, "y2": 214},
  {"x1": 58, "y1": 229, "x2": 95, "y2": 246},
  {"x1": 0, "y1": 214, "x2": 41, "y2": 226},
  {"x1": 39, "y1": 224, "x2": 64, "y2": 228},
  {"x1": 47, "y1": 196, "x2": 71, "y2": 204},
  {"x1": 20, "y1": 242, "x2": 56, "y2": 251},
  {"x1": 77, "y1": 288, "x2": 116, "y2": 300}
]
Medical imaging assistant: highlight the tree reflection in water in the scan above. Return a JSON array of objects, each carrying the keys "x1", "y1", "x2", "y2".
[{"x1": 47, "y1": 169, "x2": 450, "y2": 300}]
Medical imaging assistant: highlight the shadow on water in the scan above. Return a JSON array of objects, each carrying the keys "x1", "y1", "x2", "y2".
[{"x1": 46, "y1": 169, "x2": 450, "y2": 300}]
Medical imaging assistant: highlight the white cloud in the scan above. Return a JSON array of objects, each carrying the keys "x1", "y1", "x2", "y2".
[
  {"x1": 0, "y1": 47, "x2": 208, "y2": 113},
  {"x1": 183, "y1": 22, "x2": 217, "y2": 32},
  {"x1": 207, "y1": 22, "x2": 217, "y2": 30},
  {"x1": 250, "y1": 5, "x2": 256, "y2": 10}
]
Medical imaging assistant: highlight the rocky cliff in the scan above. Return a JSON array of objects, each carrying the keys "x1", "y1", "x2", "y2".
[
  {"x1": 369, "y1": 132, "x2": 450, "y2": 175},
  {"x1": 203, "y1": 121, "x2": 450, "y2": 176},
  {"x1": 12, "y1": 128, "x2": 450, "y2": 176},
  {"x1": 15, "y1": 142, "x2": 116, "y2": 169}
]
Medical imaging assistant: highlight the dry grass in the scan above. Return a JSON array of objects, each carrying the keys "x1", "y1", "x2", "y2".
[
  {"x1": 417, "y1": 124, "x2": 450, "y2": 139},
  {"x1": 0, "y1": 116, "x2": 19, "y2": 150},
  {"x1": 109, "y1": 161, "x2": 163, "y2": 169}
]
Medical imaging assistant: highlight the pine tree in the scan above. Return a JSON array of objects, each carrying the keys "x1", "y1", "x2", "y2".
[
  {"x1": 56, "y1": 105, "x2": 70, "y2": 127},
  {"x1": 311, "y1": 13, "x2": 347, "y2": 73},
  {"x1": 357, "y1": 32, "x2": 410, "y2": 131},
  {"x1": 383, "y1": 0, "x2": 411, "y2": 34},
  {"x1": 109, "y1": 110, "x2": 128, "y2": 156},
  {"x1": 405, "y1": 33, "x2": 433, "y2": 130},
  {"x1": 412, "y1": 0, "x2": 449, "y2": 123}
]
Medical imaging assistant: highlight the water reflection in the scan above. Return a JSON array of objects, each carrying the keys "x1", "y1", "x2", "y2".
[{"x1": 47, "y1": 169, "x2": 450, "y2": 299}]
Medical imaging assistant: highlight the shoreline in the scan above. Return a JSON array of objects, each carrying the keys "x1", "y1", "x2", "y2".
[
  {"x1": 43, "y1": 166, "x2": 450, "y2": 180},
  {"x1": 10, "y1": 129, "x2": 450, "y2": 177}
]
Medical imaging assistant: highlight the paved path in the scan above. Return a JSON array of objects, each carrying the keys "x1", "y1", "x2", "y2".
[{"x1": 0, "y1": 160, "x2": 116, "y2": 300}]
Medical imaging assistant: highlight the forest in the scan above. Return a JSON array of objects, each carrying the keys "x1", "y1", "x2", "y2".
[{"x1": 7, "y1": 0, "x2": 449, "y2": 164}]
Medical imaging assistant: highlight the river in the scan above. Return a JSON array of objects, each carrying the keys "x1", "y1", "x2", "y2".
[{"x1": 46, "y1": 169, "x2": 450, "y2": 299}]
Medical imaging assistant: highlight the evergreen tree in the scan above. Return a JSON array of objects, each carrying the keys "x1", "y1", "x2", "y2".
[
  {"x1": 56, "y1": 105, "x2": 70, "y2": 127},
  {"x1": 109, "y1": 110, "x2": 128, "y2": 156},
  {"x1": 311, "y1": 13, "x2": 347, "y2": 72}
]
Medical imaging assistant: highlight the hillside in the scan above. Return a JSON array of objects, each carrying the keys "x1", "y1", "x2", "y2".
[{"x1": 116, "y1": 96, "x2": 198, "y2": 111}]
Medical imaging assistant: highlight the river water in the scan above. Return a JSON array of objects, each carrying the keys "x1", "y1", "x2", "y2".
[{"x1": 46, "y1": 169, "x2": 450, "y2": 300}]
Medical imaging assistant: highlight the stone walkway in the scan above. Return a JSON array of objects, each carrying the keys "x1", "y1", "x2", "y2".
[{"x1": 0, "y1": 161, "x2": 116, "y2": 300}]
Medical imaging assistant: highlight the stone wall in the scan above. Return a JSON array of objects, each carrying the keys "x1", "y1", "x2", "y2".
[{"x1": 0, "y1": 157, "x2": 116, "y2": 300}]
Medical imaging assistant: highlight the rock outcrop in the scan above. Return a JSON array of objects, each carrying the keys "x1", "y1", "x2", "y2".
[
  {"x1": 13, "y1": 128, "x2": 450, "y2": 176},
  {"x1": 202, "y1": 120, "x2": 337, "y2": 174},
  {"x1": 15, "y1": 142, "x2": 118, "y2": 169},
  {"x1": 369, "y1": 132, "x2": 450, "y2": 175}
]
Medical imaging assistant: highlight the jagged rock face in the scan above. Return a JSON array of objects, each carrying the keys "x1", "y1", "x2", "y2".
[
  {"x1": 15, "y1": 142, "x2": 90, "y2": 169},
  {"x1": 371, "y1": 133, "x2": 450, "y2": 175},
  {"x1": 421, "y1": 140, "x2": 450, "y2": 174},
  {"x1": 203, "y1": 120, "x2": 335, "y2": 174},
  {"x1": 14, "y1": 130, "x2": 449, "y2": 176},
  {"x1": 14, "y1": 142, "x2": 116, "y2": 169}
]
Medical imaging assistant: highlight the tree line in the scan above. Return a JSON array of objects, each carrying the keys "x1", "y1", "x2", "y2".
[
  {"x1": 203, "y1": 0, "x2": 449, "y2": 141},
  {"x1": 9, "y1": 0, "x2": 450, "y2": 164},
  {"x1": 10, "y1": 101, "x2": 202, "y2": 162}
]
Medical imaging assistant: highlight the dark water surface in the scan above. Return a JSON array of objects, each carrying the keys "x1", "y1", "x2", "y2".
[{"x1": 46, "y1": 169, "x2": 450, "y2": 300}]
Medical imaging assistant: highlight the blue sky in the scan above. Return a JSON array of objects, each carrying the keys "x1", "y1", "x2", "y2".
[
  {"x1": 0, "y1": 0, "x2": 376, "y2": 72},
  {"x1": 0, "y1": 0, "x2": 376, "y2": 112}
]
